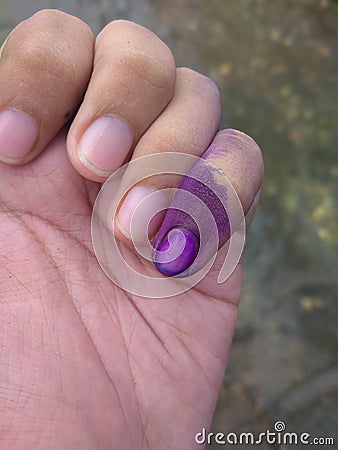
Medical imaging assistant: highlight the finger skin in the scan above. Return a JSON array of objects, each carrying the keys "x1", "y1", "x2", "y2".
[
  {"x1": 129, "y1": 67, "x2": 222, "y2": 188},
  {"x1": 114, "y1": 68, "x2": 222, "y2": 245},
  {"x1": 67, "y1": 20, "x2": 176, "y2": 181},
  {"x1": 152, "y1": 129, "x2": 264, "y2": 276},
  {"x1": 0, "y1": 10, "x2": 94, "y2": 164}
]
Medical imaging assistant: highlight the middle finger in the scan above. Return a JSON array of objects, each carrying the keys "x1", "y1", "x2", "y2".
[{"x1": 67, "y1": 20, "x2": 176, "y2": 181}]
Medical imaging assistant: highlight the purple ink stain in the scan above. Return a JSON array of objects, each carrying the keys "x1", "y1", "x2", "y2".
[
  {"x1": 152, "y1": 154, "x2": 230, "y2": 277},
  {"x1": 153, "y1": 227, "x2": 199, "y2": 276},
  {"x1": 152, "y1": 129, "x2": 259, "y2": 277}
]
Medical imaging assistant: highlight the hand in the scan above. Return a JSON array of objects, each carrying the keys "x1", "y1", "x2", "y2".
[{"x1": 0, "y1": 10, "x2": 263, "y2": 449}]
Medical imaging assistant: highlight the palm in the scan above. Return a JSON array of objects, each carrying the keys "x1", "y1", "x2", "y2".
[{"x1": 0, "y1": 132, "x2": 239, "y2": 449}]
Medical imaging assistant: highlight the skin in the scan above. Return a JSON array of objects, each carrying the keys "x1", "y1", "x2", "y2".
[{"x1": 0, "y1": 10, "x2": 264, "y2": 450}]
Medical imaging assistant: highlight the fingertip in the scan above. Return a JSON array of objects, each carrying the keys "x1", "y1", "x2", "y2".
[{"x1": 0, "y1": 109, "x2": 38, "y2": 164}]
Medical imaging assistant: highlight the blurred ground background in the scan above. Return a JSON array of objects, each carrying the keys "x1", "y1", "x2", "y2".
[{"x1": 1, "y1": 0, "x2": 337, "y2": 448}]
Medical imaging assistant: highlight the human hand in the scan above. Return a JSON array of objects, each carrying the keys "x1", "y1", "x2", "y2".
[{"x1": 0, "y1": 10, "x2": 263, "y2": 449}]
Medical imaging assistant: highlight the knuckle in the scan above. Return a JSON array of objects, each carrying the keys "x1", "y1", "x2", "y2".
[
  {"x1": 120, "y1": 49, "x2": 174, "y2": 90},
  {"x1": 8, "y1": 37, "x2": 70, "y2": 79},
  {"x1": 31, "y1": 8, "x2": 68, "y2": 22},
  {"x1": 3, "y1": 10, "x2": 93, "y2": 79},
  {"x1": 31, "y1": 9, "x2": 91, "y2": 35},
  {"x1": 178, "y1": 67, "x2": 221, "y2": 100},
  {"x1": 99, "y1": 19, "x2": 136, "y2": 33},
  {"x1": 96, "y1": 20, "x2": 175, "y2": 91}
]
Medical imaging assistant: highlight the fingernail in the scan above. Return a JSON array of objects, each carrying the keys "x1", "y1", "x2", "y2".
[
  {"x1": 78, "y1": 116, "x2": 133, "y2": 176},
  {"x1": 153, "y1": 227, "x2": 199, "y2": 276},
  {"x1": 0, "y1": 109, "x2": 38, "y2": 162},
  {"x1": 116, "y1": 186, "x2": 169, "y2": 242}
]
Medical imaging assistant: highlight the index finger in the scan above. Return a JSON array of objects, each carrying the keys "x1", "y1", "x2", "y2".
[{"x1": 0, "y1": 10, "x2": 94, "y2": 165}]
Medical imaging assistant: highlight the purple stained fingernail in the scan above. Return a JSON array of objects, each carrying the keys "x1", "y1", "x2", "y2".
[{"x1": 153, "y1": 227, "x2": 199, "y2": 276}]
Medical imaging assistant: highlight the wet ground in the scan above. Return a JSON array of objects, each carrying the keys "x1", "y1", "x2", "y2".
[{"x1": 1, "y1": 0, "x2": 337, "y2": 448}]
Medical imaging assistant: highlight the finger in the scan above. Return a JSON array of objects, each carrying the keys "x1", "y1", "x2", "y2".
[
  {"x1": 0, "y1": 10, "x2": 94, "y2": 165},
  {"x1": 67, "y1": 20, "x2": 176, "y2": 181},
  {"x1": 114, "y1": 67, "x2": 222, "y2": 242},
  {"x1": 152, "y1": 129, "x2": 264, "y2": 277}
]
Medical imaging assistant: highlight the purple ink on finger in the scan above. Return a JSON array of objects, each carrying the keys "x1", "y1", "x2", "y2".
[
  {"x1": 152, "y1": 129, "x2": 259, "y2": 278},
  {"x1": 152, "y1": 156, "x2": 230, "y2": 277},
  {"x1": 153, "y1": 227, "x2": 199, "y2": 276}
]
